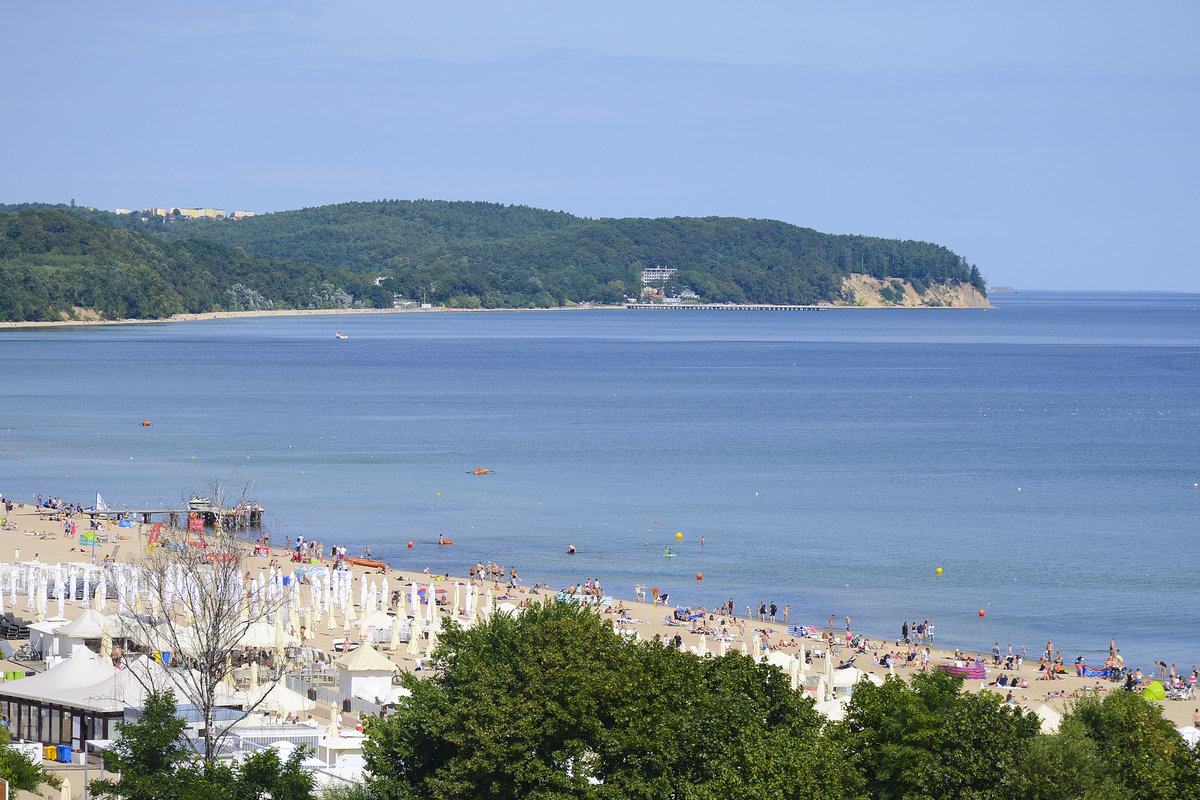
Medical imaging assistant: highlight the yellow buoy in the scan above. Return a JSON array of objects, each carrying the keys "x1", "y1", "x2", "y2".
[
  {"x1": 675, "y1": 532, "x2": 682, "y2": 540},
  {"x1": 936, "y1": 567, "x2": 943, "y2": 575}
]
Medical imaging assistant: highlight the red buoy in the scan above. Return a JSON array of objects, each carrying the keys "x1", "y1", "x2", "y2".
[
  {"x1": 696, "y1": 572, "x2": 703, "y2": 581},
  {"x1": 407, "y1": 541, "x2": 413, "y2": 548},
  {"x1": 978, "y1": 609, "x2": 986, "y2": 617}
]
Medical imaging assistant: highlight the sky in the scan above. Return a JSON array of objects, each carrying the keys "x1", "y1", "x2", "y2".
[{"x1": 3, "y1": 2, "x2": 1198, "y2": 290}]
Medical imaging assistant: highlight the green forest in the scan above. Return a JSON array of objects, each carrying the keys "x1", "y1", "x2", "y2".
[{"x1": 0, "y1": 201, "x2": 986, "y2": 321}]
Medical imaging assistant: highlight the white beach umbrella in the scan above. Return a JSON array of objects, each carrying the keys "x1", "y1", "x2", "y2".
[
  {"x1": 426, "y1": 583, "x2": 435, "y2": 623},
  {"x1": 425, "y1": 624, "x2": 438, "y2": 657},
  {"x1": 751, "y1": 634, "x2": 761, "y2": 655},
  {"x1": 717, "y1": 638, "x2": 727, "y2": 657},
  {"x1": 358, "y1": 575, "x2": 367, "y2": 609},
  {"x1": 82, "y1": 570, "x2": 91, "y2": 609},
  {"x1": 697, "y1": 634, "x2": 708, "y2": 658},
  {"x1": 409, "y1": 583, "x2": 418, "y2": 617},
  {"x1": 888, "y1": 660, "x2": 896, "y2": 681},
  {"x1": 815, "y1": 675, "x2": 830, "y2": 704},
  {"x1": 56, "y1": 572, "x2": 66, "y2": 618},
  {"x1": 390, "y1": 615, "x2": 401, "y2": 650},
  {"x1": 249, "y1": 660, "x2": 259, "y2": 690},
  {"x1": 96, "y1": 577, "x2": 107, "y2": 611},
  {"x1": 740, "y1": 641, "x2": 748, "y2": 656},
  {"x1": 406, "y1": 618, "x2": 420, "y2": 656}
]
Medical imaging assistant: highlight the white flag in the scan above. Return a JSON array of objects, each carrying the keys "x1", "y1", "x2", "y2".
[{"x1": 96, "y1": 493, "x2": 108, "y2": 512}]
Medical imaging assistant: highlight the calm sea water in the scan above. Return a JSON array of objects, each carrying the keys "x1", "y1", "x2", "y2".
[{"x1": 1, "y1": 292, "x2": 1198, "y2": 670}]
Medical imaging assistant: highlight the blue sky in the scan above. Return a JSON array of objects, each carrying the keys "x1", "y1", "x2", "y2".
[{"x1": 3, "y1": 2, "x2": 1197, "y2": 290}]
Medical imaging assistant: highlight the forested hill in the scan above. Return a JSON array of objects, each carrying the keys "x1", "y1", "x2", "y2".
[
  {"x1": 77, "y1": 200, "x2": 986, "y2": 308},
  {"x1": 0, "y1": 201, "x2": 986, "y2": 320},
  {"x1": 0, "y1": 208, "x2": 390, "y2": 322}
]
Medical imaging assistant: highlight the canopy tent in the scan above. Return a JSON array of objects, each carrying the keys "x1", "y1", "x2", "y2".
[
  {"x1": 1032, "y1": 704, "x2": 1062, "y2": 734},
  {"x1": 1142, "y1": 680, "x2": 1166, "y2": 701},
  {"x1": 1177, "y1": 725, "x2": 1200, "y2": 748},
  {"x1": 831, "y1": 667, "x2": 884, "y2": 688},
  {"x1": 238, "y1": 620, "x2": 299, "y2": 649},
  {"x1": 813, "y1": 696, "x2": 851, "y2": 721},
  {"x1": 0, "y1": 647, "x2": 117, "y2": 702},
  {"x1": 243, "y1": 680, "x2": 316, "y2": 714},
  {"x1": 55, "y1": 608, "x2": 110, "y2": 639},
  {"x1": 352, "y1": 611, "x2": 396, "y2": 631}
]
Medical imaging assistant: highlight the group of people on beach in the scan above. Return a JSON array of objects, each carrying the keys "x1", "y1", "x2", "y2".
[
  {"x1": 900, "y1": 618, "x2": 934, "y2": 646},
  {"x1": 469, "y1": 560, "x2": 520, "y2": 587}
]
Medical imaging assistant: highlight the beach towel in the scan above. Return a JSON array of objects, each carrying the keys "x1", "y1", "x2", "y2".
[{"x1": 937, "y1": 663, "x2": 988, "y2": 680}]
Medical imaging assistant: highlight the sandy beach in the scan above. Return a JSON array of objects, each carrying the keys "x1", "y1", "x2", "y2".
[{"x1": 0, "y1": 499, "x2": 1193, "y2": 736}]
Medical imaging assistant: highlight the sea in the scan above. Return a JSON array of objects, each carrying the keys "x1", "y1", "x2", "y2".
[{"x1": 1, "y1": 292, "x2": 1197, "y2": 671}]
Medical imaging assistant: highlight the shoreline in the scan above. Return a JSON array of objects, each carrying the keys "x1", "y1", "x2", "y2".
[
  {"x1": 0, "y1": 500, "x2": 1193, "y2": 728},
  {"x1": 0, "y1": 296, "x2": 997, "y2": 330}
]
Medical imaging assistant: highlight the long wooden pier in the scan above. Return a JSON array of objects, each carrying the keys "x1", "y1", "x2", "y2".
[
  {"x1": 80, "y1": 504, "x2": 265, "y2": 530},
  {"x1": 625, "y1": 303, "x2": 824, "y2": 311}
]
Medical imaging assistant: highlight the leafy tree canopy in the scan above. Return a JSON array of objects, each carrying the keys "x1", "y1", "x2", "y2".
[{"x1": 364, "y1": 600, "x2": 861, "y2": 800}]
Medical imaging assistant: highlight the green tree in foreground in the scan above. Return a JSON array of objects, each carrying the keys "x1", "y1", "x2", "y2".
[
  {"x1": 90, "y1": 689, "x2": 316, "y2": 800},
  {"x1": 1064, "y1": 689, "x2": 1200, "y2": 800},
  {"x1": 364, "y1": 600, "x2": 861, "y2": 800},
  {"x1": 0, "y1": 724, "x2": 61, "y2": 793},
  {"x1": 831, "y1": 669, "x2": 1039, "y2": 800}
]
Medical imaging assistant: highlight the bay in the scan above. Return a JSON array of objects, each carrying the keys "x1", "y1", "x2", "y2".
[{"x1": 1, "y1": 291, "x2": 1197, "y2": 671}]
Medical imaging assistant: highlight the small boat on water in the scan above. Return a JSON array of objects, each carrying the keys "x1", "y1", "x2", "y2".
[
  {"x1": 335, "y1": 330, "x2": 348, "y2": 339},
  {"x1": 187, "y1": 497, "x2": 211, "y2": 510},
  {"x1": 473, "y1": 467, "x2": 490, "y2": 475}
]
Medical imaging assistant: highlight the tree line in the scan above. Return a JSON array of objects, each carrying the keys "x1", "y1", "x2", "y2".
[
  {"x1": 0, "y1": 201, "x2": 987, "y2": 321},
  {"x1": 0, "y1": 208, "x2": 390, "y2": 322}
]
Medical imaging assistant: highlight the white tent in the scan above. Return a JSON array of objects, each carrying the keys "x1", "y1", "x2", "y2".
[
  {"x1": 763, "y1": 651, "x2": 792, "y2": 670},
  {"x1": 831, "y1": 667, "x2": 884, "y2": 688},
  {"x1": 238, "y1": 620, "x2": 299, "y2": 649},
  {"x1": 813, "y1": 696, "x2": 851, "y2": 720},
  {"x1": 1033, "y1": 704, "x2": 1063, "y2": 734},
  {"x1": 1177, "y1": 725, "x2": 1200, "y2": 748},
  {"x1": 0, "y1": 647, "x2": 117, "y2": 702},
  {"x1": 243, "y1": 680, "x2": 317, "y2": 714}
]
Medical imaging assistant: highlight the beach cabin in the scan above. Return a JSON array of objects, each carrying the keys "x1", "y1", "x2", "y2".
[{"x1": 333, "y1": 644, "x2": 399, "y2": 704}]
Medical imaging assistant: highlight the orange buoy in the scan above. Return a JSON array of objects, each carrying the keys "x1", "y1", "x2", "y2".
[
  {"x1": 696, "y1": 572, "x2": 703, "y2": 581},
  {"x1": 141, "y1": 420, "x2": 152, "y2": 426},
  {"x1": 407, "y1": 541, "x2": 413, "y2": 548},
  {"x1": 978, "y1": 609, "x2": 986, "y2": 617}
]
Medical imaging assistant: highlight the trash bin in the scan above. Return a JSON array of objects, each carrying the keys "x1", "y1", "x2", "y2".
[
  {"x1": 307, "y1": 687, "x2": 317, "y2": 700},
  {"x1": 342, "y1": 698, "x2": 352, "y2": 712},
  {"x1": 57, "y1": 744, "x2": 72, "y2": 763},
  {"x1": 75, "y1": 750, "x2": 87, "y2": 765},
  {"x1": 43, "y1": 745, "x2": 56, "y2": 761}
]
